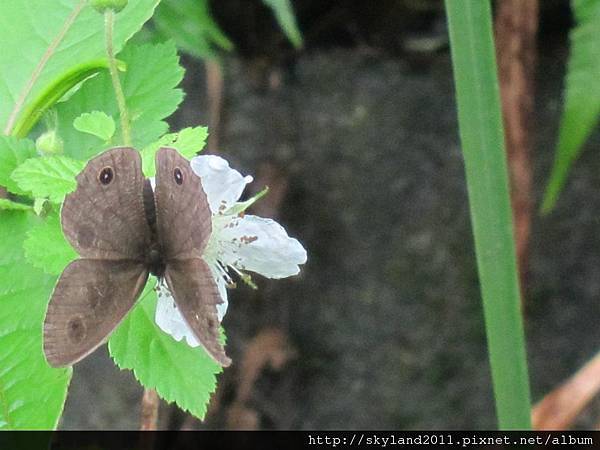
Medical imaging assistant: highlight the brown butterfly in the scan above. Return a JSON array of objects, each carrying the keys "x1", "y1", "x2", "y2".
[{"x1": 43, "y1": 147, "x2": 231, "y2": 368}]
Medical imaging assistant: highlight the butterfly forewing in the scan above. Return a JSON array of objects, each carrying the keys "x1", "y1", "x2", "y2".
[
  {"x1": 154, "y1": 147, "x2": 212, "y2": 260},
  {"x1": 44, "y1": 259, "x2": 149, "y2": 367},
  {"x1": 61, "y1": 147, "x2": 151, "y2": 261}
]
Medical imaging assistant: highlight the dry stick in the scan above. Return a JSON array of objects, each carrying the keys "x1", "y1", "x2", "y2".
[
  {"x1": 532, "y1": 352, "x2": 600, "y2": 430},
  {"x1": 205, "y1": 60, "x2": 224, "y2": 154},
  {"x1": 494, "y1": 0, "x2": 539, "y2": 293},
  {"x1": 140, "y1": 388, "x2": 160, "y2": 430},
  {"x1": 4, "y1": 0, "x2": 86, "y2": 136}
]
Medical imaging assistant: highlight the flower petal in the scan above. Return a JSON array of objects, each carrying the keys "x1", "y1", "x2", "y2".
[
  {"x1": 217, "y1": 215, "x2": 307, "y2": 279},
  {"x1": 155, "y1": 283, "x2": 200, "y2": 347},
  {"x1": 190, "y1": 155, "x2": 253, "y2": 214},
  {"x1": 208, "y1": 262, "x2": 229, "y2": 321}
]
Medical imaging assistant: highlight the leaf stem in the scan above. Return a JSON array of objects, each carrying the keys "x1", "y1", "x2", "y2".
[{"x1": 104, "y1": 10, "x2": 132, "y2": 146}]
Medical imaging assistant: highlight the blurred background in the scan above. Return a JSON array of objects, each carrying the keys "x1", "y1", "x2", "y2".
[{"x1": 61, "y1": 0, "x2": 600, "y2": 429}]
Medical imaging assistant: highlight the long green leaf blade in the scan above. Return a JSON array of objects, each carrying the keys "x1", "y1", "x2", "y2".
[
  {"x1": 444, "y1": 0, "x2": 532, "y2": 429},
  {"x1": 541, "y1": 0, "x2": 600, "y2": 212}
]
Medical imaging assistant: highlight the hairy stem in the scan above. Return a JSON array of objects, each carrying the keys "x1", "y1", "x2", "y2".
[{"x1": 105, "y1": 10, "x2": 131, "y2": 146}]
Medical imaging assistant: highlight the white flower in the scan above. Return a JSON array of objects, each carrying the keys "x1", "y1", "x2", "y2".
[{"x1": 155, "y1": 155, "x2": 307, "y2": 347}]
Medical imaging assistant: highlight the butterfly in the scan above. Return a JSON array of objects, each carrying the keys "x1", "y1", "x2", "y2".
[{"x1": 43, "y1": 147, "x2": 231, "y2": 367}]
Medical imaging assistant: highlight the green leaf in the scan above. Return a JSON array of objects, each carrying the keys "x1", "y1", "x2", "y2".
[
  {"x1": 541, "y1": 0, "x2": 600, "y2": 212},
  {"x1": 0, "y1": 0, "x2": 160, "y2": 136},
  {"x1": 11, "y1": 156, "x2": 83, "y2": 203},
  {"x1": 141, "y1": 126, "x2": 208, "y2": 177},
  {"x1": 56, "y1": 41, "x2": 185, "y2": 160},
  {"x1": 12, "y1": 60, "x2": 110, "y2": 138},
  {"x1": 73, "y1": 111, "x2": 116, "y2": 142},
  {"x1": 24, "y1": 212, "x2": 77, "y2": 276},
  {"x1": 0, "y1": 210, "x2": 71, "y2": 429},
  {"x1": 445, "y1": 0, "x2": 531, "y2": 429},
  {"x1": 109, "y1": 283, "x2": 222, "y2": 420},
  {"x1": 0, "y1": 199, "x2": 31, "y2": 211},
  {"x1": 153, "y1": 0, "x2": 233, "y2": 59},
  {"x1": 0, "y1": 137, "x2": 37, "y2": 195},
  {"x1": 262, "y1": 0, "x2": 303, "y2": 49}
]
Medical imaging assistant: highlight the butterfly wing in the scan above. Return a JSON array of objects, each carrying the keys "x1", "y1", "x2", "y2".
[
  {"x1": 154, "y1": 147, "x2": 230, "y2": 366},
  {"x1": 44, "y1": 259, "x2": 148, "y2": 367},
  {"x1": 154, "y1": 147, "x2": 212, "y2": 260},
  {"x1": 61, "y1": 147, "x2": 151, "y2": 260},
  {"x1": 164, "y1": 258, "x2": 231, "y2": 367}
]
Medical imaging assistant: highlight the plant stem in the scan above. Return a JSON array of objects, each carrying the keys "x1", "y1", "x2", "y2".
[
  {"x1": 444, "y1": 0, "x2": 532, "y2": 429},
  {"x1": 104, "y1": 9, "x2": 131, "y2": 146},
  {"x1": 495, "y1": 0, "x2": 539, "y2": 295},
  {"x1": 140, "y1": 388, "x2": 159, "y2": 430}
]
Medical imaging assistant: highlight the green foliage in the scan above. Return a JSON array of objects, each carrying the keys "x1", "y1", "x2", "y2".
[
  {"x1": 445, "y1": 0, "x2": 531, "y2": 429},
  {"x1": 24, "y1": 212, "x2": 77, "y2": 276},
  {"x1": 542, "y1": 0, "x2": 600, "y2": 212},
  {"x1": 0, "y1": 0, "x2": 160, "y2": 136},
  {"x1": 56, "y1": 41, "x2": 184, "y2": 160},
  {"x1": 0, "y1": 0, "x2": 222, "y2": 430},
  {"x1": 73, "y1": 111, "x2": 116, "y2": 142},
  {"x1": 141, "y1": 126, "x2": 208, "y2": 177},
  {"x1": 12, "y1": 60, "x2": 112, "y2": 138},
  {"x1": 11, "y1": 156, "x2": 84, "y2": 203},
  {"x1": 0, "y1": 199, "x2": 31, "y2": 211},
  {"x1": 0, "y1": 211, "x2": 71, "y2": 429},
  {"x1": 0, "y1": 137, "x2": 37, "y2": 195},
  {"x1": 91, "y1": 0, "x2": 129, "y2": 14},
  {"x1": 36, "y1": 130, "x2": 65, "y2": 156},
  {"x1": 262, "y1": 0, "x2": 303, "y2": 49},
  {"x1": 153, "y1": 0, "x2": 233, "y2": 59},
  {"x1": 109, "y1": 283, "x2": 222, "y2": 420}
]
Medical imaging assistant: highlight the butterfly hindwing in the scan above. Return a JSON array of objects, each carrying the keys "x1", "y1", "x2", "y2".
[
  {"x1": 164, "y1": 258, "x2": 231, "y2": 367},
  {"x1": 44, "y1": 259, "x2": 149, "y2": 367}
]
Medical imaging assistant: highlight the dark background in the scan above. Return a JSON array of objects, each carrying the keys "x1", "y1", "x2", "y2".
[{"x1": 61, "y1": 0, "x2": 600, "y2": 429}]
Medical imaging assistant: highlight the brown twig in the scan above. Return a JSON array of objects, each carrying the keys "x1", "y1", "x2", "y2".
[
  {"x1": 205, "y1": 60, "x2": 224, "y2": 154},
  {"x1": 226, "y1": 328, "x2": 295, "y2": 430},
  {"x1": 532, "y1": 352, "x2": 600, "y2": 430},
  {"x1": 494, "y1": 0, "x2": 539, "y2": 293},
  {"x1": 140, "y1": 388, "x2": 159, "y2": 430}
]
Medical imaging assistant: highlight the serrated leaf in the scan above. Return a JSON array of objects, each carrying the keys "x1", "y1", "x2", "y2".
[
  {"x1": 262, "y1": 0, "x2": 303, "y2": 49},
  {"x1": 542, "y1": 0, "x2": 600, "y2": 212},
  {"x1": 109, "y1": 283, "x2": 222, "y2": 420},
  {"x1": 11, "y1": 156, "x2": 83, "y2": 203},
  {"x1": 0, "y1": 199, "x2": 31, "y2": 211},
  {"x1": 0, "y1": 136, "x2": 37, "y2": 195},
  {"x1": 153, "y1": 0, "x2": 233, "y2": 59},
  {"x1": 73, "y1": 111, "x2": 116, "y2": 142},
  {"x1": 0, "y1": 210, "x2": 71, "y2": 429},
  {"x1": 0, "y1": 0, "x2": 160, "y2": 136},
  {"x1": 141, "y1": 127, "x2": 208, "y2": 177},
  {"x1": 24, "y1": 212, "x2": 77, "y2": 276},
  {"x1": 57, "y1": 41, "x2": 184, "y2": 160}
]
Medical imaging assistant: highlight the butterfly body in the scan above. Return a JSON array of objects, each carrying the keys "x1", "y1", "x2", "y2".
[
  {"x1": 43, "y1": 147, "x2": 231, "y2": 368},
  {"x1": 141, "y1": 179, "x2": 167, "y2": 278}
]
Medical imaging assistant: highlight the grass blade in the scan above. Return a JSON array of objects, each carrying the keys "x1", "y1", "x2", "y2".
[{"x1": 444, "y1": 0, "x2": 532, "y2": 429}]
